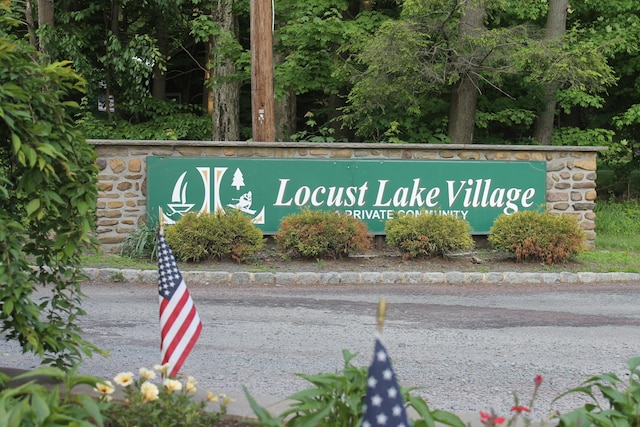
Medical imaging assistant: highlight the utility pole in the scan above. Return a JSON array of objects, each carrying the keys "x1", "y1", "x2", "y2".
[{"x1": 250, "y1": 0, "x2": 275, "y2": 142}]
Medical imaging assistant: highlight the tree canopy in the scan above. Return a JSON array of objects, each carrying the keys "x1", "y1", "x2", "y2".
[{"x1": 6, "y1": 0, "x2": 640, "y2": 193}]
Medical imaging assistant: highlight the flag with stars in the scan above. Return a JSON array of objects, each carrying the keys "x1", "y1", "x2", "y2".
[
  {"x1": 157, "y1": 229, "x2": 202, "y2": 377},
  {"x1": 362, "y1": 336, "x2": 410, "y2": 427}
]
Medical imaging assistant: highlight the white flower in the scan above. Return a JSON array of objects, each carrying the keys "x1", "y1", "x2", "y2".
[
  {"x1": 220, "y1": 393, "x2": 235, "y2": 406},
  {"x1": 113, "y1": 372, "x2": 134, "y2": 387},
  {"x1": 154, "y1": 363, "x2": 171, "y2": 376},
  {"x1": 163, "y1": 378, "x2": 182, "y2": 393},
  {"x1": 139, "y1": 367, "x2": 156, "y2": 381},
  {"x1": 185, "y1": 376, "x2": 197, "y2": 393},
  {"x1": 140, "y1": 381, "x2": 160, "y2": 402},
  {"x1": 95, "y1": 380, "x2": 115, "y2": 395}
]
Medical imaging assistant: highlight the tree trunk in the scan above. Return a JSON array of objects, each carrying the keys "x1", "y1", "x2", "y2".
[
  {"x1": 152, "y1": 17, "x2": 169, "y2": 101},
  {"x1": 24, "y1": 0, "x2": 37, "y2": 48},
  {"x1": 274, "y1": 90, "x2": 296, "y2": 142},
  {"x1": 212, "y1": 0, "x2": 240, "y2": 141},
  {"x1": 36, "y1": 0, "x2": 54, "y2": 54},
  {"x1": 447, "y1": 0, "x2": 486, "y2": 144},
  {"x1": 274, "y1": 49, "x2": 296, "y2": 142},
  {"x1": 532, "y1": 0, "x2": 568, "y2": 145}
]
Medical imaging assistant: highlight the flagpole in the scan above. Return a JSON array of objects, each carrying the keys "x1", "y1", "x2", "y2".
[
  {"x1": 377, "y1": 298, "x2": 386, "y2": 334},
  {"x1": 158, "y1": 207, "x2": 165, "y2": 235}
]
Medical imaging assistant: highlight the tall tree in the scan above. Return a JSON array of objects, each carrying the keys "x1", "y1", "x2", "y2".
[
  {"x1": 213, "y1": 0, "x2": 240, "y2": 141},
  {"x1": 448, "y1": 0, "x2": 486, "y2": 144},
  {"x1": 532, "y1": 0, "x2": 568, "y2": 145},
  {"x1": 192, "y1": 0, "x2": 243, "y2": 141},
  {"x1": 37, "y1": 0, "x2": 54, "y2": 53}
]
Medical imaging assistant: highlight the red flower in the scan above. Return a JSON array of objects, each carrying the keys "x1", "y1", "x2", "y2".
[
  {"x1": 511, "y1": 405, "x2": 531, "y2": 413},
  {"x1": 480, "y1": 411, "x2": 506, "y2": 425},
  {"x1": 534, "y1": 375, "x2": 543, "y2": 386}
]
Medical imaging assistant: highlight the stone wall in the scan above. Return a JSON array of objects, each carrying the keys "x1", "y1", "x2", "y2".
[{"x1": 91, "y1": 140, "x2": 606, "y2": 252}]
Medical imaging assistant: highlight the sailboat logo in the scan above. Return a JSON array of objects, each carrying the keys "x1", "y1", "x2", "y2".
[
  {"x1": 166, "y1": 172, "x2": 195, "y2": 216},
  {"x1": 159, "y1": 166, "x2": 265, "y2": 225}
]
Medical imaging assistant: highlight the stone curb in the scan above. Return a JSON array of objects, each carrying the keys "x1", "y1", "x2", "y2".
[{"x1": 83, "y1": 268, "x2": 640, "y2": 285}]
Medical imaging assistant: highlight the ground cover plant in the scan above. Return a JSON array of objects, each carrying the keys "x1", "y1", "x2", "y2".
[{"x1": 4, "y1": 349, "x2": 640, "y2": 426}]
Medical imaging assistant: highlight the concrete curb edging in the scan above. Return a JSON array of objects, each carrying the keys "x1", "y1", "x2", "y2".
[{"x1": 83, "y1": 268, "x2": 640, "y2": 285}]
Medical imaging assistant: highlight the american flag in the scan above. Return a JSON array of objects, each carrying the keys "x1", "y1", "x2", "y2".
[
  {"x1": 157, "y1": 229, "x2": 202, "y2": 378},
  {"x1": 362, "y1": 336, "x2": 410, "y2": 427}
]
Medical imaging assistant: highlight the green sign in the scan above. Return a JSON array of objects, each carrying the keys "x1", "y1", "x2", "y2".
[{"x1": 146, "y1": 157, "x2": 546, "y2": 234}]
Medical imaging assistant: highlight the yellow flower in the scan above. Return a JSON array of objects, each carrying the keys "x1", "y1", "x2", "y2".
[
  {"x1": 163, "y1": 378, "x2": 182, "y2": 393},
  {"x1": 185, "y1": 376, "x2": 197, "y2": 393},
  {"x1": 206, "y1": 391, "x2": 219, "y2": 403},
  {"x1": 220, "y1": 393, "x2": 235, "y2": 406},
  {"x1": 95, "y1": 380, "x2": 115, "y2": 395},
  {"x1": 139, "y1": 367, "x2": 156, "y2": 381},
  {"x1": 154, "y1": 363, "x2": 171, "y2": 376},
  {"x1": 140, "y1": 381, "x2": 159, "y2": 402},
  {"x1": 113, "y1": 372, "x2": 134, "y2": 387}
]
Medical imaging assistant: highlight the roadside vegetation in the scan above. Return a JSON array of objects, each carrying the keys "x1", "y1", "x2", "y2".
[{"x1": 84, "y1": 199, "x2": 640, "y2": 273}]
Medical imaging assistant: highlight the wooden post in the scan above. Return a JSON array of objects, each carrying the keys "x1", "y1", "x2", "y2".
[{"x1": 250, "y1": 0, "x2": 275, "y2": 142}]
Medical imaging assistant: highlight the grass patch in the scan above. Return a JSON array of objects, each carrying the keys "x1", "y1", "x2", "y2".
[
  {"x1": 81, "y1": 253, "x2": 156, "y2": 270},
  {"x1": 574, "y1": 250, "x2": 640, "y2": 273}
]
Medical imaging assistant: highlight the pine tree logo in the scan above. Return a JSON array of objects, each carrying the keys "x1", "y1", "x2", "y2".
[{"x1": 232, "y1": 168, "x2": 245, "y2": 190}]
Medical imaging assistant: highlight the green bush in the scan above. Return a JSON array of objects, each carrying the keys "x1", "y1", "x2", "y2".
[
  {"x1": 275, "y1": 210, "x2": 372, "y2": 259},
  {"x1": 384, "y1": 212, "x2": 474, "y2": 259},
  {"x1": 489, "y1": 210, "x2": 586, "y2": 264},
  {"x1": 554, "y1": 356, "x2": 640, "y2": 427},
  {"x1": 164, "y1": 210, "x2": 264, "y2": 263}
]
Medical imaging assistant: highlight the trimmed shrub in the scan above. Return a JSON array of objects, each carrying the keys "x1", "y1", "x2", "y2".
[
  {"x1": 275, "y1": 210, "x2": 372, "y2": 259},
  {"x1": 385, "y1": 212, "x2": 474, "y2": 259},
  {"x1": 165, "y1": 210, "x2": 264, "y2": 263},
  {"x1": 488, "y1": 211, "x2": 586, "y2": 264}
]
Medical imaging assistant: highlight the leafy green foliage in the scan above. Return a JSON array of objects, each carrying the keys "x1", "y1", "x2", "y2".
[
  {"x1": 489, "y1": 211, "x2": 586, "y2": 264},
  {"x1": 275, "y1": 209, "x2": 372, "y2": 259},
  {"x1": 554, "y1": 357, "x2": 640, "y2": 427},
  {"x1": 78, "y1": 110, "x2": 212, "y2": 141},
  {"x1": 290, "y1": 111, "x2": 346, "y2": 142},
  {"x1": 165, "y1": 211, "x2": 264, "y2": 263},
  {"x1": 245, "y1": 349, "x2": 467, "y2": 427},
  {"x1": 385, "y1": 213, "x2": 474, "y2": 259},
  {"x1": 0, "y1": 7, "x2": 101, "y2": 368},
  {"x1": 120, "y1": 223, "x2": 158, "y2": 260},
  {"x1": 0, "y1": 367, "x2": 106, "y2": 427},
  {"x1": 99, "y1": 367, "x2": 225, "y2": 427}
]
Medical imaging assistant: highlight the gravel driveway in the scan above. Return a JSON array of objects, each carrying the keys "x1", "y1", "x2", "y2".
[{"x1": 2, "y1": 281, "x2": 640, "y2": 423}]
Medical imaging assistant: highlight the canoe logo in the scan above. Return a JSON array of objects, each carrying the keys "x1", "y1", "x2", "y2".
[{"x1": 160, "y1": 166, "x2": 266, "y2": 225}]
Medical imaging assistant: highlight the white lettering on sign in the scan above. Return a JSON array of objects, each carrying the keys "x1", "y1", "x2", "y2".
[
  {"x1": 344, "y1": 209, "x2": 469, "y2": 220},
  {"x1": 274, "y1": 179, "x2": 368, "y2": 207},
  {"x1": 447, "y1": 179, "x2": 536, "y2": 214},
  {"x1": 274, "y1": 177, "x2": 536, "y2": 215},
  {"x1": 373, "y1": 179, "x2": 440, "y2": 208}
]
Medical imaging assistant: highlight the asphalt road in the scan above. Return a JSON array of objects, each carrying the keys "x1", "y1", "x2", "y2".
[{"x1": 3, "y1": 281, "x2": 640, "y2": 422}]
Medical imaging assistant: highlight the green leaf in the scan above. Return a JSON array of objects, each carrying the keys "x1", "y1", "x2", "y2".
[
  {"x1": 2, "y1": 299, "x2": 13, "y2": 316},
  {"x1": 24, "y1": 199, "x2": 41, "y2": 216},
  {"x1": 10, "y1": 133, "x2": 20, "y2": 153},
  {"x1": 30, "y1": 392, "x2": 51, "y2": 422}
]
